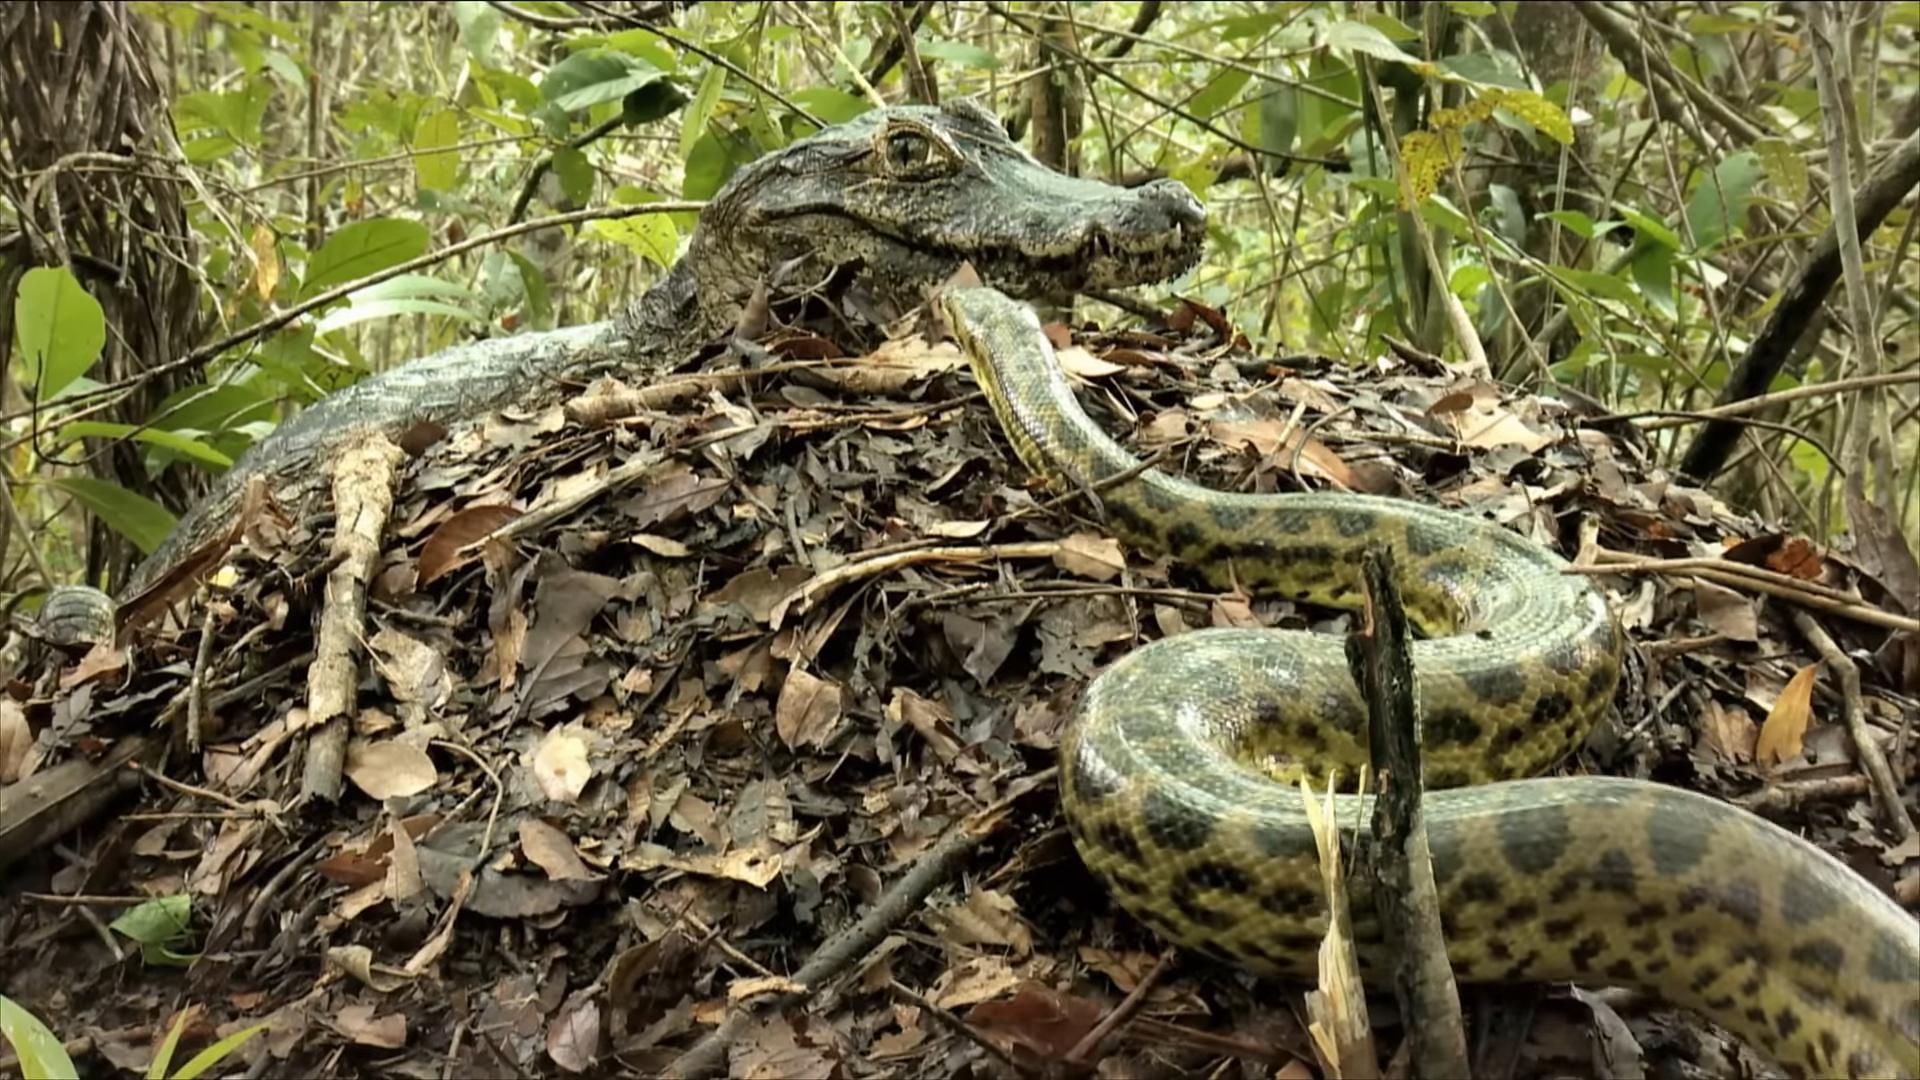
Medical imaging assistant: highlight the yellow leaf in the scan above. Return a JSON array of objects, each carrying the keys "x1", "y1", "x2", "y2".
[{"x1": 1755, "y1": 662, "x2": 1818, "y2": 768}]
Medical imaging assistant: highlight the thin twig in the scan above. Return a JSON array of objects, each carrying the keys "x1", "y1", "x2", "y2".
[{"x1": 1791, "y1": 612, "x2": 1916, "y2": 844}]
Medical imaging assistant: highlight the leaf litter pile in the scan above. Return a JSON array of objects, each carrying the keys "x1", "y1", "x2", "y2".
[{"x1": 2, "y1": 291, "x2": 1915, "y2": 1079}]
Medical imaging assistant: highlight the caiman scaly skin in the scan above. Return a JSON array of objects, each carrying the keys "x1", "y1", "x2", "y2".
[
  {"x1": 113, "y1": 99, "x2": 1204, "y2": 603},
  {"x1": 939, "y1": 284, "x2": 1920, "y2": 1080}
]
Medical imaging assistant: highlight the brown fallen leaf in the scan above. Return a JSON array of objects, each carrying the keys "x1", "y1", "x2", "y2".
[
  {"x1": 546, "y1": 996, "x2": 600, "y2": 1074},
  {"x1": 0, "y1": 699, "x2": 31, "y2": 783},
  {"x1": 887, "y1": 688, "x2": 965, "y2": 762},
  {"x1": 333, "y1": 1002, "x2": 408, "y2": 1049},
  {"x1": 521, "y1": 819, "x2": 601, "y2": 881},
  {"x1": 1756, "y1": 661, "x2": 1819, "y2": 768},
  {"x1": 1053, "y1": 532, "x2": 1125, "y2": 582},
  {"x1": 417, "y1": 504, "x2": 521, "y2": 585},
  {"x1": 1699, "y1": 699, "x2": 1756, "y2": 764},
  {"x1": 344, "y1": 740, "x2": 439, "y2": 800},
  {"x1": 969, "y1": 984, "x2": 1103, "y2": 1060},
  {"x1": 531, "y1": 725, "x2": 594, "y2": 803},
  {"x1": 775, "y1": 666, "x2": 845, "y2": 750}
]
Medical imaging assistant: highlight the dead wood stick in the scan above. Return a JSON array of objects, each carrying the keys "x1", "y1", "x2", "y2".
[
  {"x1": 1791, "y1": 612, "x2": 1916, "y2": 844},
  {"x1": 300, "y1": 433, "x2": 405, "y2": 804},
  {"x1": 770, "y1": 541, "x2": 1063, "y2": 628},
  {"x1": 1348, "y1": 543, "x2": 1469, "y2": 1078},
  {"x1": 1575, "y1": 558, "x2": 1918, "y2": 634},
  {"x1": 660, "y1": 773, "x2": 1048, "y2": 1079}
]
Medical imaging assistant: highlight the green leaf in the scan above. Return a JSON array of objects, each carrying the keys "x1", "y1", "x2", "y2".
[
  {"x1": 315, "y1": 298, "x2": 480, "y2": 335},
  {"x1": 14, "y1": 267, "x2": 106, "y2": 400},
  {"x1": 1190, "y1": 67, "x2": 1252, "y2": 120},
  {"x1": 587, "y1": 213, "x2": 678, "y2": 269},
  {"x1": 915, "y1": 38, "x2": 1003, "y2": 70},
  {"x1": 543, "y1": 50, "x2": 661, "y2": 114},
  {"x1": 1684, "y1": 150, "x2": 1760, "y2": 251},
  {"x1": 148, "y1": 1012, "x2": 189, "y2": 1080},
  {"x1": 1543, "y1": 209, "x2": 1598, "y2": 239},
  {"x1": 1631, "y1": 243, "x2": 1677, "y2": 320},
  {"x1": 1753, "y1": 136, "x2": 1808, "y2": 203},
  {"x1": 681, "y1": 130, "x2": 741, "y2": 200},
  {"x1": 1252, "y1": 83, "x2": 1298, "y2": 155},
  {"x1": 413, "y1": 109, "x2": 461, "y2": 191},
  {"x1": 169, "y1": 1023, "x2": 268, "y2": 1080},
  {"x1": 0, "y1": 995, "x2": 79, "y2": 1080},
  {"x1": 681, "y1": 64, "x2": 727, "y2": 158},
  {"x1": 451, "y1": 1, "x2": 502, "y2": 66},
  {"x1": 788, "y1": 86, "x2": 871, "y2": 126},
  {"x1": 111, "y1": 895, "x2": 192, "y2": 945},
  {"x1": 54, "y1": 422, "x2": 234, "y2": 469},
  {"x1": 301, "y1": 219, "x2": 430, "y2": 298},
  {"x1": 1559, "y1": 267, "x2": 1639, "y2": 304},
  {"x1": 1324, "y1": 21, "x2": 1424, "y2": 66},
  {"x1": 552, "y1": 146, "x2": 594, "y2": 206},
  {"x1": 621, "y1": 80, "x2": 690, "y2": 127},
  {"x1": 506, "y1": 251, "x2": 552, "y2": 328},
  {"x1": 1447, "y1": 0, "x2": 1497, "y2": 15},
  {"x1": 1618, "y1": 205, "x2": 1681, "y2": 250},
  {"x1": 47, "y1": 477, "x2": 175, "y2": 554}
]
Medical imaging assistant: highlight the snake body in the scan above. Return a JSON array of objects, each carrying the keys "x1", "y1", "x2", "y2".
[{"x1": 940, "y1": 285, "x2": 1920, "y2": 1079}]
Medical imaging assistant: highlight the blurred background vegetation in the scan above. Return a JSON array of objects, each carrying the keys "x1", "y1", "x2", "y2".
[{"x1": 3, "y1": 0, "x2": 1915, "y2": 601}]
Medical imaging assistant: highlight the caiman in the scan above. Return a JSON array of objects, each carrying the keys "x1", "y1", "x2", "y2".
[{"x1": 35, "y1": 99, "x2": 1202, "y2": 641}]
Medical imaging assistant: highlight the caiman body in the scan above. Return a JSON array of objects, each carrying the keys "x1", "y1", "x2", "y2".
[{"x1": 107, "y1": 100, "x2": 1203, "y2": 606}]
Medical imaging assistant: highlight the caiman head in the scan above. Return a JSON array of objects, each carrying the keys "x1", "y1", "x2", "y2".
[{"x1": 649, "y1": 99, "x2": 1205, "y2": 335}]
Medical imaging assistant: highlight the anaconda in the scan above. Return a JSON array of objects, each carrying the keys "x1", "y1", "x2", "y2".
[{"x1": 938, "y1": 284, "x2": 1920, "y2": 1080}]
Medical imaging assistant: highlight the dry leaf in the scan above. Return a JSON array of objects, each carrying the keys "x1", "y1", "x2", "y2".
[
  {"x1": 1756, "y1": 662, "x2": 1819, "y2": 768},
  {"x1": 532, "y1": 726, "x2": 594, "y2": 803},
  {"x1": 775, "y1": 666, "x2": 845, "y2": 749},
  {"x1": 333, "y1": 1003, "x2": 407, "y2": 1049},
  {"x1": 630, "y1": 533, "x2": 692, "y2": 557},
  {"x1": 1057, "y1": 345, "x2": 1124, "y2": 378},
  {"x1": 969, "y1": 985, "x2": 1102, "y2": 1058},
  {"x1": 1052, "y1": 532, "x2": 1125, "y2": 582},
  {"x1": 728, "y1": 975, "x2": 807, "y2": 1003},
  {"x1": 417, "y1": 504, "x2": 520, "y2": 585},
  {"x1": 546, "y1": 997, "x2": 600, "y2": 1073},
  {"x1": 887, "y1": 688, "x2": 965, "y2": 761},
  {"x1": 521, "y1": 819, "x2": 600, "y2": 881},
  {"x1": 0, "y1": 699, "x2": 32, "y2": 783},
  {"x1": 1699, "y1": 699, "x2": 1756, "y2": 763},
  {"x1": 344, "y1": 740, "x2": 439, "y2": 800}
]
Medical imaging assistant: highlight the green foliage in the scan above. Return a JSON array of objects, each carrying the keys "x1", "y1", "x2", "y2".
[
  {"x1": 7, "y1": 0, "x2": 1914, "y2": 579},
  {"x1": 13, "y1": 267, "x2": 105, "y2": 400},
  {"x1": 0, "y1": 996, "x2": 79, "y2": 1080}
]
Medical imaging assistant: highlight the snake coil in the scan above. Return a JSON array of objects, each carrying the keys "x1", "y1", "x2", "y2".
[{"x1": 940, "y1": 284, "x2": 1919, "y2": 1079}]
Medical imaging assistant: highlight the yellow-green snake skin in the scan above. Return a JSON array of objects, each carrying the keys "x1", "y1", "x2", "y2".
[{"x1": 940, "y1": 285, "x2": 1920, "y2": 1079}]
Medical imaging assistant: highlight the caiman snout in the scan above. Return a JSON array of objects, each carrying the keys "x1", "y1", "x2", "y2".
[{"x1": 1073, "y1": 178, "x2": 1206, "y2": 287}]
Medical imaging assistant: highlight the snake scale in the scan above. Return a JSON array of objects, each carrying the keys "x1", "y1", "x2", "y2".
[{"x1": 938, "y1": 285, "x2": 1920, "y2": 1079}]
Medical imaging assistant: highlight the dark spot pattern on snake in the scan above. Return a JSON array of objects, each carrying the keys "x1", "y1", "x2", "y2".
[
  {"x1": 1781, "y1": 868, "x2": 1838, "y2": 923},
  {"x1": 1427, "y1": 708, "x2": 1482, "y2": 746},
  {"x1": 1647, "y1": 800, "x2": 1712, "y2": 875},
  {"x1": 1272, "y1": 508, "x2": 1316, "y2": 535},
  {"x1": 1789, "y1": 937, "x2": 1850, "y2": 972},
  {"x1": 1528, "y1": 692, "x2": 1573, "y2": 730},
  {"x1": 1497, "y1": 800, "x2": 1568, "y2": 874},
  {"x1": 1464, "y1": 665, "x2": 1528, "y2": 707},
  {"x1": 1333, "y1": 509, "x2": 1372, "y2": 538},
  {"x1": 1139, "y1": 789, "x2": 1213, "y2": 852},
  {"x1": 1716, "y1": 879, "x2": 1763, "y2": 929},
  {"x1": 1207, "y1": 501, "x2": 1254, "y2": 530}
]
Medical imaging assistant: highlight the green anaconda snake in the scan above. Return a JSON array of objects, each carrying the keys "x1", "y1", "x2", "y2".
[{"x1": 938, "y1": 285, "x2": 1920, "y2": 1079}]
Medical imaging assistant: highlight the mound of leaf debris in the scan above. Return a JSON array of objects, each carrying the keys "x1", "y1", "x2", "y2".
[{"x1": 2, "y1": 294, "x2": 1914, "y2": 1079}]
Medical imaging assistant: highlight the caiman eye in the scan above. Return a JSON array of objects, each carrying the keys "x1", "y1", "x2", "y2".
[{"x1": 884, "y1": 130, "x2": 939, "y2": 173}]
